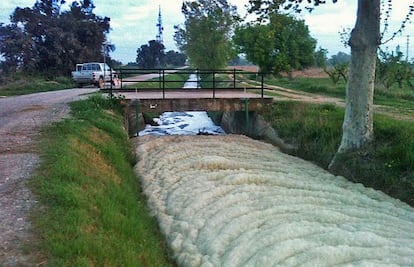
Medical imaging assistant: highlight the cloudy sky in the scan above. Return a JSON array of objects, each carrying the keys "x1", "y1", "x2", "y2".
[{"x1": 1, "y1": 0, "x2": 413, "y2": 64}]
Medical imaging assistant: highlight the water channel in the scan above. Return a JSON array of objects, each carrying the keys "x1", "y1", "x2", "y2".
[
  {"x1": 134, "y1": 75, "x2": 414, "y2": 266},
  {"x1": 138, "y1": 74, "x2": 225, "y2": 136}
]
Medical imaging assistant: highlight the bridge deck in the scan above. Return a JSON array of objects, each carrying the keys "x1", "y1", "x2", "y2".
[
  {"x1": 111, "y1": 89, "x2": 264, "y2": 100},
  {"x1": 114, "y1": 89, "x2": 272, "y2": 113}
]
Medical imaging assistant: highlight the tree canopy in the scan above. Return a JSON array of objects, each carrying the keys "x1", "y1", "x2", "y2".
[
  {"x1": 174, "y1": 0, "x2": 238, "y2": 69},
  {"x1": 136, "y1": 40, "x2": 186, "y2": 68},
  {"x1": 0, "y1": 0, "x2": 112, "y2": 76},
  {"x1": 234, "y1": 13, "x2": 316, "y2": 75},
  {"x1": 136, "y1": 40, "x2": 165, "y2": 69}
]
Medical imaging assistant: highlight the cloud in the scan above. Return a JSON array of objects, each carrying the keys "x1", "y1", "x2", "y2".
[{"x1": 301, "y1": 1, "x2": 356, "y2": 35}]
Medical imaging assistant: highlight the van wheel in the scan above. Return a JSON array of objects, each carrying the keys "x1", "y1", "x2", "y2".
[{"x1": 98, "y1": 77, "x2": 104, "y2": 89}]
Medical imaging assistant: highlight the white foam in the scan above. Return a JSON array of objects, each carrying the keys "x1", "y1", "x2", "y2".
[
  {"x1": 135, "y1": 135, "x2": 414, "y2": 267},
  {"x1": 139, "y1": 111, "x2": 225, "y2": 136}
]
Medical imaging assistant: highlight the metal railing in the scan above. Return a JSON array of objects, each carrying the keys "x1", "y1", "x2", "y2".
[{"x1": 105, "y1": 68, "x2": 267, "y2": 99}]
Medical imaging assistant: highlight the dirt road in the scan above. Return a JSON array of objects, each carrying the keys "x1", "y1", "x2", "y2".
[{"x1": 0, "y1": 88, "x2": 98, "y2": 266}]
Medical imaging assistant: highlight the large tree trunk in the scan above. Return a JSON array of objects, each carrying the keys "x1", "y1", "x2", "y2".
[{"x1": 330, "y1": 0, "x2": 380, "y2": 168}]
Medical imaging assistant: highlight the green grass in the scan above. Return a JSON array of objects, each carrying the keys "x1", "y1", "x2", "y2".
[
  {"x1": 375, "y1": 83, "x2": 414, "y2": 101},
  {"x1": 199, "y1": 73, "x2": 261, "y2": 89},
  {"x1": 265, "y1": 77, "x2": 347, "y2": 98},
  {"x1": 261, "y1": 101, "x2": 414, "y2": 206},
  {"x1": 30, "y1": 94, "x2": 175, "y2": 266},
  {"x1": 0, "y1": 76, "x2": 74, "y2": 96},
  {"x1": 262, "y1": 102, "x2": 343, "y2": 167},
  {"x1": 124, "y1": 73, "x2": 190, "y2": 89}
]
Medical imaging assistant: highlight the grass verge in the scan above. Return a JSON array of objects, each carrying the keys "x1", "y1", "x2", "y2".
[
  {"x1": 265, "y1": 77, "x2": 347, "y2": 98},
  {"x1": 123, "y1": 73, "x2": 189, "y2": 89},
  {"x1": 261, "y1": 101, "x2": 414, "y2": 206},
  {"x1": 0, "y1": 76, "x2": 74, "y2": 96},
  {"x1": 30, "y1": 94, "x2": 175, "y2": 266}
]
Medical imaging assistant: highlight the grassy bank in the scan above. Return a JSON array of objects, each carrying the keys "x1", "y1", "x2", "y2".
[
  {"x1": 124, "y1": 73, "x2": 189, "y2": 89},
  {"x1": 261, "y1": 101, "x2": 414, "y2": 206},
  {"x1": 0, "y1": 76, "x2": 74, "y2": 96},
  {"x1": 266, "y1": 77, "x2": 347, "y2": 98},
  {"x1": 30, "y1": 94, "x2": 175, "y2": 266}
]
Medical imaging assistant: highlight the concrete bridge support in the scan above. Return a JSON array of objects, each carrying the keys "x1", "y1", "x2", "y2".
[{"x1": 124, "y1": 97, "x2": 272, "y2": 137}]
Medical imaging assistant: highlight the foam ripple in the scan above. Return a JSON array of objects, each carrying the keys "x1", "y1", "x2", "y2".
[{"x1": 135, "y1": 135, "x2": 414, "y2": 266}]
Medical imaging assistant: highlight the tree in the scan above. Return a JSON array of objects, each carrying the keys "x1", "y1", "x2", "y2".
[
  {"x1": 314, "y1": 47, "x2": 328, "y2": 68},
  {"x1": 328, "y1": 51, "x2": 351, "y2": 65},
  {"x1": 234, "y1": 13, "x2": 316, "y2": 76},
  {"x1": 335, "y1": 0, "x2": 380, "y2": 159},
  {"x1": 174, "y1": 0, "x2": 238, "y2": 69},
  {"x1": 136, "y1": 40, "x2": 165, "y2": 68},
  {"x1": 164, "y1": 50, "x2": 187, "y2": 67},
  {"x1": 0, "y1": 23, "x2": 32, "y2": 72},
  {"x1": 0, "y1": 0, "x2": 112, "y2": 76},
  {"x1": 324, "y1": 62, "x2": 348, "y2": 84},
  {"x1": 325, "y1": 52, "x2": 350, "y2": 84},
  {"x1": 247, "y1": 0, "x2": 413, "y2": 167},
  {"x1": 376, "y1": 49, "x2": 413, "y2": 89},
  {"x1": 233, "y1": 24, "x2": 276, "y2": 73}
]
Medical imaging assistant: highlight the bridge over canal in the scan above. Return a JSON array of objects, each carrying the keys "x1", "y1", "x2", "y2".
[
  {"x1": 103, "y1": 68, "x2": 273, "y2": 113},
  {"x1": 103, "y1": 68, "x2": 273, "y2": 135}
]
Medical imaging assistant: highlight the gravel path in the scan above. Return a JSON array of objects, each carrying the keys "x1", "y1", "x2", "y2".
[{"x1": 0, "y1": 88, "x2": 98, "y2": 266}]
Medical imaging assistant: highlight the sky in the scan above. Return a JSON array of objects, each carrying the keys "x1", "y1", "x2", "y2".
[{"x1": 1, "y1": 0, "x2": 414, "y2": 64}]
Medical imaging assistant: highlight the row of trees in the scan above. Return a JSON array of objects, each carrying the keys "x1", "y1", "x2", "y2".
[
  {"x1": 172, "y1": 0, "x2": 325, "y2": 75},
  {"x1": 0, "y1": 0, "x2": 112, "y2": 76},
  {"x1": 136, "y1": 40, "x2": 186, "y2": 68},
  {"x1": 326, "y1": 50, "x2": 414, "y2": 89}
]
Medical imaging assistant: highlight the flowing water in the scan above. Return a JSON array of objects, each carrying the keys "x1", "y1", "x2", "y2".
[
  {"x1": 138, "y1": 111, "x2": 225, "y2": 136},
  {"x1": 183, "y1": 73, "x2": 200, "y2": 89},
  {"x1": 139, "y1": 74, "x2": 224, "y2": 136}
]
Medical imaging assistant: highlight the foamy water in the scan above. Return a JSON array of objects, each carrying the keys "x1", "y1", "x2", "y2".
[
  {"x1": 135, "y1": 135, "x2": 414, "y2": 267},
  {"x1": 139, "y1": 73, "x2": 224, "y2": 136},
  {"x1": 138, "y1": 111, "x2": 225, "y2": 136}
]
